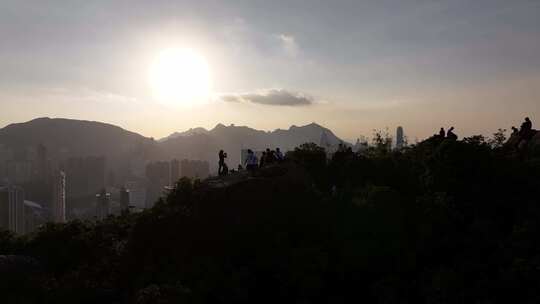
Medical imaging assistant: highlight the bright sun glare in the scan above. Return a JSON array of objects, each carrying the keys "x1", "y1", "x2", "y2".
[{"x1": 149, "y1": 48, "x2": 211, "y2": 106}]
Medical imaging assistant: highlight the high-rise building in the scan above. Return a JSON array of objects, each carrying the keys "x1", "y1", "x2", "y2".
[
  {"x1": 51, "y1": 170, "x2": 66, "y2": 223},
  {"x1": 119, "y1": 187, "x2": 130, "y2": 213},
  {"x1": 125, "y1": 180, "x2": 146, "y2": 210},
  {"x1": 145, "y1": 161, "x2": 170, "y2": 208},
  {"x1": 24, "y1": 200, "x2": 44, "y2": 234},
  {"x1": 95, "y1": 188, "x2": 111, "y2": 221},
  {"x1": 0, "y1": 185, "x2": 26, "y2": 234},
  {"x1": 396, "y1": 126, "x2": 405, "y2": 149}
]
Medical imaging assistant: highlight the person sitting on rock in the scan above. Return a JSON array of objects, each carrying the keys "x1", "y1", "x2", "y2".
[
  {"x1": 439, "y1": 127, "x2": 446, "y2": 138},
  {"x1": 512, "y1": 126, "x2": 519, "y2": 135},
  {"x1": 446, "y1": 127, "x2": 458, "y2": 140},
  {"x1": 519, "y1": 117, "x2": 533, "y2": 140}
]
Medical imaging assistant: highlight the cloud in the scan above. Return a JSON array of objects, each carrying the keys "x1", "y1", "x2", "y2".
[
  {"x1": 276, "y1": 34, "x2": 300, "y2": 57},
  {"x1": 220, "y1": 89, "x2": 313, "y2": 106}
]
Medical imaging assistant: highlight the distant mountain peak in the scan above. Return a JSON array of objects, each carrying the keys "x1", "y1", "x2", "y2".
[{"x1": 158, "y1": 127, "x2": 210, "y2": 142}]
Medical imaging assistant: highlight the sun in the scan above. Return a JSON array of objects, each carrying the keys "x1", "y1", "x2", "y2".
[{"x1": 149, "y1": 48, "x2": 211, "y2": 106}]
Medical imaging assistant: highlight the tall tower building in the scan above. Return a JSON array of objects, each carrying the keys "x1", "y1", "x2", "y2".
[
  {"x1": 396, "y1": 126, "x2": 404, "y2": 149},
  {"x1": 96, "y1": 188, "x2": 111, "y2": 221},
  {"x1": 0, "y1": 185, "x2": 26, "y2": 234},
  {"x1": 51, "y1": 170, "x2": 66, "y2": 223},
  {"x1": 119, "y1": 187, "x2": 130, "y2": 213}
]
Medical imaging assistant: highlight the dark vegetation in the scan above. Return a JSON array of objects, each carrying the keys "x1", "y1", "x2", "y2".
[{"x1": 2, "y1": 135, "x2": 540, "y2": 303}]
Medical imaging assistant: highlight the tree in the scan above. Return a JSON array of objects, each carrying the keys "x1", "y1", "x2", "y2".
[{"x1": 488, "y1": 128, "x2": 507, "y2": 149}]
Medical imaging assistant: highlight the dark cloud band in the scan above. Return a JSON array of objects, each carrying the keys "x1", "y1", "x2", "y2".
[{"x1": 220, "y1": 89, "x2": 313, "y2": 106}]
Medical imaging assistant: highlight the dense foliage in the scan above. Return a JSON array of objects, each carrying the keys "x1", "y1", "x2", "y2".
[{"x1": 2, "y1": 136, "x2": 540, "y2": 303}]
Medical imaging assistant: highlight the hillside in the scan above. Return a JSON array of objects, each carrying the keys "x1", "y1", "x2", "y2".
[
  {"x1": 2, "y1": 137, "x2": 540, "y2": 303},
  {"x1": 0, "y1": 118, "x2": 346, "y2": 174},
  {"x1": 0, "y1": 117, "x2": 156, "y2": 161}
]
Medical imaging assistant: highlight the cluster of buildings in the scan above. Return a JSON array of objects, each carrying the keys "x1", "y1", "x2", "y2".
[
  {"x1": 0, "y1": 125, "x2": 406, "y2": 235},
  {"x1": 351, "y1": 126, "x2": 407, "y2": 153},
  {"x1": 0, "y1": 142, "x2": 209, "y2": 235}
]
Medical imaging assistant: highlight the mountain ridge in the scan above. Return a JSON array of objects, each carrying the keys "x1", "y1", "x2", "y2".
[
  {"x1": 158, "y1": 122, "x2": 347, "y2": 145},
  {"x1": 0, "y1": 117, "x2": 348, "y2": 175}
]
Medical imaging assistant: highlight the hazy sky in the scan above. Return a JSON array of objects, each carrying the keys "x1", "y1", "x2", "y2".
[{"x1": 1, "y1": 0, "x2": 539, "y2": 141}]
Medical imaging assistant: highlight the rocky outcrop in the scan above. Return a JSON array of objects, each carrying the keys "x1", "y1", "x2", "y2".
[{"x1": 505, "y1": 129, "x2": 540, "y2": 155}]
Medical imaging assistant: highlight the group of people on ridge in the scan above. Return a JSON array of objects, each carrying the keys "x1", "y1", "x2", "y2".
[
  {"x1": 438, "y1": 127, "x2": 458, "y2": 140},
  {"x1": 434, "y1": 117, "x2": 534, "y2": 149},
  {"x1": 218, "y1": 148, "x2": 284, "y2": 176},
  {"x1": 244, "y1": 148, "x2": 284, "y2": 172}
]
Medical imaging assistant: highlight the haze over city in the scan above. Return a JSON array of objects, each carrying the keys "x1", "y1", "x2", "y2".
[{"x1": 2, "y1": 0, "x2": 539, "y2": 141}]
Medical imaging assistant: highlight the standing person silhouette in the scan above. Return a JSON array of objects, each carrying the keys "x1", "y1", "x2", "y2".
[
  {"x1": 244, "y1": 149, "x2": 258, "y2": 172},
  {"x1": 259, "y1": 151, "x2": 266, "y2": 168},
  {"x1": 275, "y1": 148, "x2": 284, "y2": 161},
  {"x1": 218, "y1": 150, "x2": 227, "y2": 176}
]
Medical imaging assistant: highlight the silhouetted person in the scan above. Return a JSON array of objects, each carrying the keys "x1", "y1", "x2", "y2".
[
  {"x1": 446, "y1": 127, "x2": 457, "y2": 140},
  {"x1": 439, "y1": 128, "x2": 446, "y2": 138},
  {"x1": 265, "y1": 148, "x2": 276, "y2": 164},
  {"x1": 244, "y1": 149, "x2": 258, "y2": 172},
  {"x1": 275, "y1": 148, "x2": 284, "y2": 161},
  {"x1": 222, "y1": 161, "x2": 229, "y2": 176},
  {"x1": 519, "y1": 117, "x2": 533, "y2": 140},
  {"x1": 512, "y1": 126, "x2": 519, "y2": 135},
  {"x1": 218, "y1": 150, "x2": 227, "y2": 176},
  {"x1": 523, "y1": 117, "x2": 532, "y2": 131},
  {"x1": 260, "y1": 151, "x2": 266, "y2": 168}
]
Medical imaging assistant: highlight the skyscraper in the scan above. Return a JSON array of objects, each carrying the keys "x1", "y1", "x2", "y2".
[
  {"x1": 145, "y1": 161, "x2": 170, "y2": 208},
  {"x1": 0, "y1": 185, "x2": 26, "y2": 234},
  {"x1": 96, "y1": 188, "x2": 111, "y2": 221},
  {"x1": 396, "y1": 126, "x2": 404, "y2": 149},
  {"x1": 51, "y1": 170, "x2": 66, "y2": 223},
  {"x1": 125, "y1": 180, "x2": 146, "y2": 210},
  {"x1": 119, "y1": 187, "x2": 130, "y2": 213}
]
